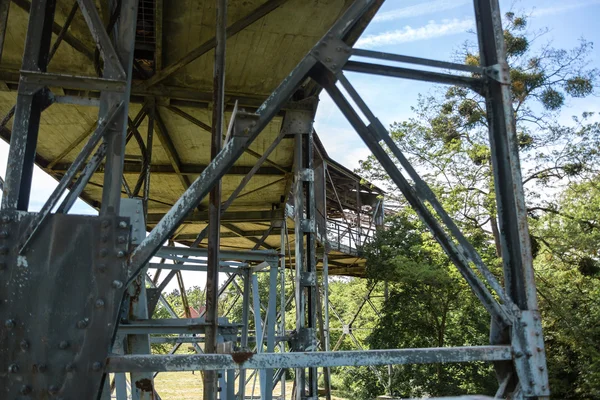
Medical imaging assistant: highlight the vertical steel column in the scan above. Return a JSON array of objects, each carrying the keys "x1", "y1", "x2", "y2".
[
  {"x1": 206, "y1": 0, "x2": 227, "y2": 398},
  {"x1": 293, "y1": 117, "x2": 318, "y2": 399},
  {"x1": 2, "y1": 0, "x2": 55, "y2": 210},
  {"x1": 473, "y1": 0, "x2": 548, "y2": 396},
  {"x1": 263, "y1": 264, "x2": 279, "y2": 400},
  {"x1": 279, "y1": 220, "x2": 287, "y2": 399},
  {"x1": 0, "y1": 0, "x2": 10, "y2": 63},
  {"x1": 238, "y1": 269, "x2": 251, "y2": 399},
  {"x1": 322, "y1": 247, "x2": 332, "y2": 398},
  {"x1": 355, "y1": 181, "x2": 361, "y2": 247},
  {"x1": 143, "y1": 99, "x2": 155, "y2": 218},
  {"x1": 99, "y1": 0, "x2": 140, "y2": 215}
]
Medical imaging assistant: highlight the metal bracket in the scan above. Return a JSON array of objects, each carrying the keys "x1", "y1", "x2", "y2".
[
  {"x1": 298, "y1": 168, "x2": 314, "y2": 182},
  {"x1": 301, "y1": 219, "x2": 315, "y2": 233},
  {"x1": 232, "y1": 111, "x2": 260, "y2": 137},
  {"x1": 484, "y1": 63, "x2": 510, "y2": 84},
  {"x1": 120, "y1": 198, "x2": 145, "y2": 245},
  {"x1": 511, "y1": 310, "x2": 550, "y2": 397},
  {"x1": 300, "y1": 271, "x2": 316, "y2": 287},
  {"x1": 289, "y1": 328, "x2": 316, "y2": 352},
  {"x1": 311, "y1": 35, "x2": 352, "y2": 74}
]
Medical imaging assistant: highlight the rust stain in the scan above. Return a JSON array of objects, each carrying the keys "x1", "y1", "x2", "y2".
[
  {"x1": 231, "y1": 351, "x2": 254, "y2": 364},
  {"x1": 135, "y1": 378, "x2": 154, "y2": 392}
]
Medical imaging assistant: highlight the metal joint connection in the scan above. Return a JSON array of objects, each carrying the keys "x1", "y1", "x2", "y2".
[
  {"x1": 484, "y1": 63, "x2": 510, "y2": 84},
  {"x1": 312, "y1": 35, "x2": 352, "y2": 74}
]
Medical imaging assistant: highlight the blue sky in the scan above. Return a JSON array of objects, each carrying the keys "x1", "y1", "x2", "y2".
[
  {"x1": 0, "y1": 0, "x2": 599, "y2": 290},
  {"x1": 316, "y1": 0, "x2": 600, "y2": 170}
]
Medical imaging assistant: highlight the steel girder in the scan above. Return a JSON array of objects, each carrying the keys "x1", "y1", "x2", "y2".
[{"x1": 0, "y1": 0, "x2": 550, "y2": 399}]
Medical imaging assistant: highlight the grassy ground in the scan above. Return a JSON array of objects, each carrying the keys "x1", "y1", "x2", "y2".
[{"x1": 153, "y1": 372, "x2": 347, "y2": 400}]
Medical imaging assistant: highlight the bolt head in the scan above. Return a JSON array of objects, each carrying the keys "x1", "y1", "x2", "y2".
[
  {"x1": 20, "y1": 385, "x2": 32, "y2": 395},
  {"x1": 117, "y1": 250, "x2": 125, "y2": 258},
  {"x1": 336, "y1": 46, "x2": 342, "y2": 52},
  {"x1": 119, "y1": 221, "x2": 128, "y2": 229},
  {"x1": 65, "y1": 363, "x2": 75, "y2": 372},
  {"x1": 5, "y1": 319, "x2": 15, "y2": 329},
  {"x1": 101, "y1": 234, "x2": 109, "y2": 243},
  {"x1": 1, "y1": 215, "x2": 10, "y2": 223},
  {"x1": 76, "y1": 318, "x2": 89, "y2": 329},
  {"x1": 515, "y1": 351, "x2": 523, "y2": 358},
  {"x1": 112, "y1": 280, "x2": 123, "y2": 289},
  {"x1": 58, "y1": 341, "x2": 69, "y2": 350},
  {"x1": 0, "y1": 230, "x2": 8, "y2": 238},
  {"x1": 539, "y1": 366, "x2": 545, "y2": 371},
  {"x1": 0, "y1": 246, "x2": 8, "y2": 255},
  {"x1": 537, "y1": 346, "x2": 543, "y2": 352},
  {"x1": 20, "y1": 340, "x2": 29, "y2": 350},
  {"x1": 101, "y1": 220, "x2": 110, "y2": 228},
  {"x1": 48, "y1": 384, "x2": 60, "y2": 395},
  {"x1": 117, "y1": 236, "x2": 126, "y2": 244},
  {"x1": 526, "y1": 351, "x2": 533, "y2": 357},
  {"x1": 8, "y1": 363, "x2": 19, "y2": 373},
  {"x1": 97, "y1": 263, "x2": 107, "y2": 273},
  {"x1": 38, "y1": 364, "x2": 48, "y2": 373},
  {"x1": 99, "y1": 248, "x2": 108, "y2": 257},
  {"x1": 95, "y1": 299, "x2": 105, "y2": 308},
  {"x1": 92, "y1": 361, "x2": 102, "y2": 371}
]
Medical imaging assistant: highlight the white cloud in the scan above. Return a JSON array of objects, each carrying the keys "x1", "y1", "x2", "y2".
[
  {"x1": 357, "y1": 18, "x2": 474, "y2": 48},
  {"x1": 374, "y1": 0, "x2": 469, "y2": 22},
  {"x1": 532, "y1": 0, "x2": 600, "y2": 17}
]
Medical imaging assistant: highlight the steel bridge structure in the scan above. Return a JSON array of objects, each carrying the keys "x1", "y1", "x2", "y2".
[{"x1": 0, "y1": 0, "x2": 549, "y2": 399}]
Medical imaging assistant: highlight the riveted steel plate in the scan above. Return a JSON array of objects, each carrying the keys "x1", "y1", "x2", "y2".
[{"x1": 0, "y1": 211, "x2": 130, "y2": 399}]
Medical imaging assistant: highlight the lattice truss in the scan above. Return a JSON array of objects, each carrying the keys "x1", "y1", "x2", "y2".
[{"x1": 0, "y1": 0, "x2": 549, "y2": 399}]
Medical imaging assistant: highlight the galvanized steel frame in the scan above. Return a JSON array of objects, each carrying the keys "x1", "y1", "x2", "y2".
[{"x1": 0, "y1": 0, "x2": 550, "y2": 399}]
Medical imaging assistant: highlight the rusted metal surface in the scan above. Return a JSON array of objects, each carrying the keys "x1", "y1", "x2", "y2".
[
  {"x1": 0, "y1": 211, "x2": 130, "y2": 398},
  {"x1": 107, "y1": 346, "x2": 513, "y2": 372}
]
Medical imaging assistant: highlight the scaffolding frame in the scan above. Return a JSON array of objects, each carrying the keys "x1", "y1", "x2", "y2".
[{"x1": 0, "y1": 0, "x2": 549, "y2": 399}]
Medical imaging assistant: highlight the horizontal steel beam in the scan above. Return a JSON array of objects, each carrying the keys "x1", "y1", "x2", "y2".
[
  {"x1": 106, "y1": 346, "x2": 513, "y2": 372},
  {"x1": 119, "y1": 318, "x2": 239, "y2": 335},
  {"x1": 49, "y1": 162, "x2": 289, "y2": 176},
  {"x1": 147, "y1": 209, "x2": 285, "y2": 224},
  {"x1": 147, "y1": 262, "x2": 245, "y2": 273},
  {"x1": 175, "y1": 228, "x2": 293, "y2": 240},
  {"x1": 19, "y1": 71, "x2": 126, "y2": 93},
  {"x1": 156, "y1": 246, "x2": 279, "y2": 262},
  {"x1": 351, "y1": 48, "x2": 483, "y2": 73},
  {"x1": 343, "y1": 60, "x2": 483, "y2": 89}
]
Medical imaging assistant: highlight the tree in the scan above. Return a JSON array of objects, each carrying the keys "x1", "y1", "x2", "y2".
[{"x1": 355, "y1": 11, "x2": 600, "y2": 399}]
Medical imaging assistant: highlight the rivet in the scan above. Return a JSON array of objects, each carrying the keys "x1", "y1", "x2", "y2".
[
  {"x1": 117, "y1": 236, "x2": 126, "y2": 244},
  {"x1": 522, "y1": 321, "x2": 528, "y2": 326},
  {"x1": 5, "y1": 319, "x2": 15, "y2": 329},
  {"x1": 48, "y1": 384, "x2": 60, "y2": 395},
  {"x1": 65, "y1": 363, "x2": 75, "y2": 372},
  {"x1": 8, "y1": 363, "x2": 19, "y2": 373},
  {"x1": 325, "y1": 57, "x2": 332, "y2": 62},
  {"x1": 92, "y1": 361, "x2": 102, "y2": 371},
  {"x1": 515, "y1": 351, "x2": 523, "y2": 358},
  {"x1": 332, "y1": 64, "x2": 338, "y2": 70},
  {"x1": 119, "y1": 221, "x2": 128, "y2": 229},
  {"x1": 117, "y1": 250, "x2": 125, "y2": 258},
  {"x1": 344, "y1": 48, "x2": 351, "y2": 54},
  {"x1": 533, "y1": 315, "x2": 539, "y2": 321},
  {"x1": 526, "y1": 351, "x2": 533, "y2": 357},
  {"x1": 99, "y1": 248, "x2": 108, "y2": 257},
  {"x1": 1, "y1": 215, "x2": 10, "y2": 223},
  {"x1": 0, "y1": 230, "x2": 8, "y2": 238},
  {"x1": 535, "y1": 331, "x2": 540, "y2": 336},
  {"x1": 542, "y1": 385, "x2": 547, "y2": 390},
  {"x1": 529, "y1": 379, "x2": 535, "y2": 386},
  {"x1": 95, "y1": 299, "x2": 105, "y2": 308},
  {"x1": 38, "y1": 364, "x2": 48, "y2": 373},
  {"x1": 539, "y1": 366, "x2": 545, "y2": 371},
  {"x1": 537, "y1": 346, "x2": 543, "y2": 352},
  {"x1": 112, "y1": 280, "x2": 123, "y2": 289},
  {"x1": 101, "y1": 220, "x2": 110, "y2": 228},
  {"x1": 321, "y1": 41, "x2": 327, "y2": 47},
  {"x1": 20, "y1": 385, "x2": 32, "y2": 395},
  {"x1": 97, "y1": 263, "x2": 107, "y2": 273},
  {"x1": 101, "y1": 234, "x2": 109, "y2": 243},
  {"x1": 20, "y1": 340, "x2": 29, "y2": 350},
  {"x1": 58, "y1": 341, "x2": 69, "y2": 350},
  {"x1": 0, "y1": 246, "x2": 8, "y2": 255},
  {"x1": 336, "y1": 46, "x2": 342, "y2": 52}
]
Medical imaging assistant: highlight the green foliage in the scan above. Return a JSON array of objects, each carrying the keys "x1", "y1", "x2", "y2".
[{"x1": 351, "y1": 10, "x2": 600, "y2": 400}]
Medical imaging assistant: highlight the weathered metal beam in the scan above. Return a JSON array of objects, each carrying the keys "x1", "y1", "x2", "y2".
[
  {"x1": 223, "y1": 222, "x2": 275, "y2": 250},
  {"x1": 11, "y1": 0, "x2": 94, "y2": 61},
  {"x1": 137, "y1": 0, "x2": 291, "y2": 90},
  {"x1": 154, "y1": 107, "x2": 192, "y2": 190},
  {"x1": 147, "y1": 209, "x2": 284, "y2": 224},
  {"x1": 352, "y1": 48, "x2": 483, "y2": 73},
  {"x1": 0, "y1": 0, "x2": 10, "y2": 63},
  {"x1": 174, "y1": 228, "x2": 293, "y2": 241},
  {"x1": 343, "y1": 61, "x2": 483, "y2": 90},
  {"x1": 54, "y1": 161, "x2": 287, "y2": 176},
  {"x1": 106, "y1": 346, "x2": 512, "y2": 372},
  {"x1": 18, "y1": 71, "x2": 127, "y2": 94}
]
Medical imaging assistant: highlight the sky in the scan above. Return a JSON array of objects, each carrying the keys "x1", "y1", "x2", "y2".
[{"x1": 0, "y1": 0, "x2": 599, "y2": 292}]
